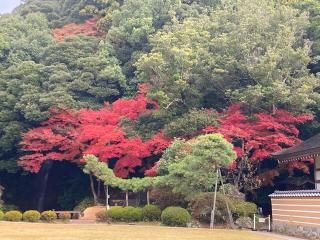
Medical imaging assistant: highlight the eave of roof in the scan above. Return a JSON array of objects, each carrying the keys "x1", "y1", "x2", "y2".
[
  {"x1": 269, "y1": 189, "x2": 320, "y2": 198},
  {"x1": 272, "y1": 133, "x2": 320, "y2": 163}
]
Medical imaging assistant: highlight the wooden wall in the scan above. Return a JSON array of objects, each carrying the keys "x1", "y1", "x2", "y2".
[{"x1": 271, "y1": 197, "x2": 320, "y2": 227}]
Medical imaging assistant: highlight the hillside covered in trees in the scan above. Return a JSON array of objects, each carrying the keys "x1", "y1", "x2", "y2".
[{"x1": 0, "y1": 0, "x2": 320, "y2": 212}]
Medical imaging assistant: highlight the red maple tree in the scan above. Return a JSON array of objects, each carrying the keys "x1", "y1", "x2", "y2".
[
  {"x1": 52, "y1": 18, "x2": 102, "y2": 42},
  {"x1": 19, "y1": 87, "x2": 170, "y2": 178},
  {"x1": 203, "y1": 104, "x2": 313, "y2": 190}
]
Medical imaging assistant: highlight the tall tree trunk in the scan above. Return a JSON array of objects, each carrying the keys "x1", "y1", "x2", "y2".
[
  {"x1": 210, "y1": 169, "x2": 219, "y2": 229},
  {"x1": 235, "y1": 157, "x2": 245, "y2": 189},
  {"x1": 105, "y1": 185, "x2": 110, "y2": 209},
  {"x1": 147, "y1": 189, "x2": 150, "y2": 205},
  {"x1": 89, "y1": 174, "x2": 98, "y2": 205},
  {"x1": 125, "y1": 191, "x2": 129, "y2": 207},
  {"x1": 37, "y1": 160, "x2": 53, "y2": 212},
  {"x1": 97, "y1": 180, "x2": 101, "y2": 199}
]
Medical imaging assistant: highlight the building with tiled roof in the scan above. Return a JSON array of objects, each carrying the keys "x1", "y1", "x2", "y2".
[{"x1": 270, "y1": 134, "x2": 320, "y2": 233}]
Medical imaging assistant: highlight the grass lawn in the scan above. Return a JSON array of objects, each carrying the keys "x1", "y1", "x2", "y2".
[{"x1": 0, "y1": 222, "x2": 283, "y2": 240}]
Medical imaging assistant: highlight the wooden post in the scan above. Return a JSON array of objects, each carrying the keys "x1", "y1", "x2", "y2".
[
  {"x1": 218, "y1": 169, "x2": 235, "y2": 229},
  {"x1": 210, "y1": 169, "x2": 219, "y2": 229}
]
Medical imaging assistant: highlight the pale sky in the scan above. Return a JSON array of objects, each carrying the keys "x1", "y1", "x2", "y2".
[{"x1": 0, "y1": 0, "x2": 21, "y2": 14}]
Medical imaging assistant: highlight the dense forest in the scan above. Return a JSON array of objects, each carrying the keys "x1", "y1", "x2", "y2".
[{"x1": 0, "y1": 0, "x2": 320, "y2": 213}]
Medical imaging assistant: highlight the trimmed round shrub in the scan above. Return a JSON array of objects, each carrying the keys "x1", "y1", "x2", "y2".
[
  {"x1": 5, "y1": 210, "x2": 22, "y2": 222},
  {"x1": 122, "y1": 207, "x2": 143, "y2": 222},
  {"x1": 23, "y1": 210, "x2": 41, "y2": 222},
  {"x1": 142, "y1": 205, "x2": 161, "y2": 221},
  {"x1": 107, "y1": 206, "x2": 125, "y2": 221},
  {"x1": 161, "y1": 207, "x2": 191, "y2": 227},
  {"x1": 0, "y1": 210, "x2": 4, "y2": 221},
  {"x1": 96, "y1": 210, "x2": 108, "y2": 222},
  {"x1": 41, "y1": 211, "x2": 57, "y2": 222}
]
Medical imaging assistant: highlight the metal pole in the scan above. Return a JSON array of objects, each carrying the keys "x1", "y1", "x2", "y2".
[
  {"x1": 268, "y1": 215, "x2": 271, "y2": 232},
  {"x1": 253, "y1": 214, "x2": 256, "y2": 231}
]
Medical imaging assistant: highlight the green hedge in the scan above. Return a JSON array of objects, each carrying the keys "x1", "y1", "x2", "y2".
[
  {"x1": 23, "y1": 210, "x2": 41, "y2": 222},
  {"x1": 41, "y1": 211, "x2": 57, "y2": 222},
  {"x1": 0, "y1": 210, "x2": 4, "y2": 220},
  {"x1": 107, "y1": 206, "x2": 124, "y2": 221},
  {"x1": 142, "y1": 205, "x2": 161, "y2": 221},
  {"x1": 161, "y1": 207, "x2": 191, "y2": 227},
  {"x1": 107, "y1": 206, "x2": 143, "y2": 222},
  {"x1": 5, "y1": 211, "x2": 22, "y2": 222},
  {"x1": 122, "y1": 207, "x2": 143, "y2": 222}
]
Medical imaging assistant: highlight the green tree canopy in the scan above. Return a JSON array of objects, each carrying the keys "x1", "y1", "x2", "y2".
[
  {"x1": 156, "y1": 134, "x2": 236, "y2": 198},
  {"x1": 136, "y1": 0, "x2": 320, "y2": 113}
]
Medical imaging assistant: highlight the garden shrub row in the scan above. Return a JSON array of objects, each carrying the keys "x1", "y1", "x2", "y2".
[
  {"x1": 0, "y1": 210, "x2": 67, "y2": 222},
  {"x1": 107, "y1": 206, "x2": 144, "y2": 222},
  {"x1": 105, "y1": 205, "x2": 162, "y2": 222},
  {"x1": 103, "y1": 205, "x2": 191, "y2": 227}
]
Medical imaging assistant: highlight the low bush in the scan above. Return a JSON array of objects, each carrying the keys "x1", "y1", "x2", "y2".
[
  {"x1": 142, "y1": 205, "x2": 161, "y2": 221},
  {"x1": 161, "y1": 207, "x2": 191, "y2": 227},
  {"x1": 96, "y1": 210, "x2": 108, "y2": 222},
  {"x1": 189, "y1": 192, "x2": 257, "y2": 224},
  {"x1": 23, "y1": 210, "x2": 41, "y2": 222},
  {"x1": 189, "y1": 192, "x2": 232, "y2": 224},
  {"x1": 5, "y1": 210, "x2": 22, "y2": 222},
  {"x1": 107, "y1": 206, "x2": 143, "y2": 222},
  {"x1": 59, "y1": 212, "x2": 71, "y2": 221},
  {"x1": 41, "y1": 211, "x2": 57, "y2": 222},
  {"x1": 122, "y1": 207, "x2": 143, "y2": 222},
  {"x1": 235, "y1": 216, "x2": 253, "y2": 229},
  {"x1": 150, "y1": 187, "x2": 187, "y2": 210},
  {"x1": 107, "y1": 206, "x2": 125, "y2": 221},
  {"x1": 0, "y1": 210, "x2": 4, "y2": 220}
]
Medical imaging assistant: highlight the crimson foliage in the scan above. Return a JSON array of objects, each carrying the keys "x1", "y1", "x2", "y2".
[
  {"x1": 19, "y1": 86, "x2": 170, "y2": 178},
  {"x1": 204, "y1": 104, "x2": 313, "y2": 187}
]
